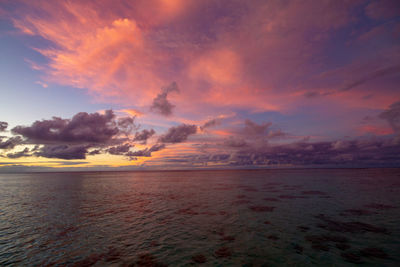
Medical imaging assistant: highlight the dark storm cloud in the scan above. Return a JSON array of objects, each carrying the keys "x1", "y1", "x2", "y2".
[
  {"x1": 379, "y1": 101, "x2": 400, "y2": 133},
  {"x1": 11, "y1": 110, "x2": 130, "y2": 144},
  {"x1": 150, "y1": 82, "x2": 180, "y2": 116},
  {"x1": 159, "y1": 124, "x2": 197, "y2": 143},
  {"x1": 0, "y1": 121, "x2": 8, "y2": 131},
  {"x1": 133, "y1": 129, "x2": 155, "y2": 144},
  {"x1": 341, "y1": 64, "x2": 400, "y2": 91},
  {"x1": 0, "y1": 136, "x2": 23, "y2": 149},
  {"x1": 106, "y1": 143, "x2": 133, "y2": 155},
  {"x1": 34, "y1": 145, "x2": 88, "y2": 160}
]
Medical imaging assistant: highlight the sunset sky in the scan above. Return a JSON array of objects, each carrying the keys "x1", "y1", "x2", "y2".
[{"x1": 0, "y1": 0, "x2": 399, "y2": 171}]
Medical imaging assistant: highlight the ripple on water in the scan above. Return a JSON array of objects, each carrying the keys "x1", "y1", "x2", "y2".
[{"x1": 0, "y1": 169, "x2": 399, "y2": 266}]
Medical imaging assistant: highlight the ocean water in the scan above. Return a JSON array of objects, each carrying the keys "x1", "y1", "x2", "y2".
[{"x1": 0, "y1": 168, "x2": 399, "y2": 266}]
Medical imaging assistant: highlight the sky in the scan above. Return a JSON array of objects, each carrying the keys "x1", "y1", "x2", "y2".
[{"x1": 0, "y1": 0, "x2": 399, "y2": 172}]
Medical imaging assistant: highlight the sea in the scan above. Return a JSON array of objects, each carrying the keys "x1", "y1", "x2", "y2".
[{"x1": 0, "y1": 168, "x2": 399, "y2": 266}]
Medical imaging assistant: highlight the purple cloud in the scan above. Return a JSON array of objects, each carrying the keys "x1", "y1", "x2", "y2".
[
  {"x1": 11, "y1": 110, "x2": 131, "y2": 144},
  {"x1": 126, "y1": 143, "x2": 165, "y2": 158},
  {"x1": 0, "y1": 136, "x2": 23, "y2": 150},
  {"x1": 133, "y1": 129, "x2": 156, "y2": 144},
  {"x1": 106, "y1": 144, "x2": 133, "y2": 155},
  {"x1": 34, "y1": 145, "x2": 88, "y2": 160},
  {"x1": 379, "y1": 101, "x2": 400, "y2": 134},
  {"x1": 242, "y1": 119, "x2": 271, "y2": 136},
  {"x1": 6, "y1": 147, "x2": 30, "y2": 159},
  {"x1": 159, "y1": 124, "x2": 197, "y2": 143},
  {"x1": 223, "y1": 137, "x2": 247, "y2": 148},
  {"x1": 150, "y1": 82, "x2": 180, "y2": 116},
  {"x1": 341, "y1": 64, "x2": 400, "y2": 92},
  {"x1": 3, "y1": 110, "x2": 141, "y2": 160},
  {"x1": 200, "y1": 118, "x2": 221, "y2": 130},
  {"x1": 0, "y1": 121, "x2": 8, "y2": 132}
]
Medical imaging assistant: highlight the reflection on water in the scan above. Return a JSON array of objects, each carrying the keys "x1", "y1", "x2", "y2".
[{"x1": 0, "y1": 169, "x2": 399, "y2": 266}]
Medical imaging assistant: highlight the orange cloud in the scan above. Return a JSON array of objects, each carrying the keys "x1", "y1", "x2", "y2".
[
  {"x1": 158, "y1": 0, "x2": 186, "y2": 17},
  {"x1": 120, "y1": 109, "x2": 144, "y2": 117},
  {"x1": 189, "y1": 48, "x2": 241, "y2": 85},
  {"x1": 9, "y1": 0, "x2": 400, "y2": 120}
]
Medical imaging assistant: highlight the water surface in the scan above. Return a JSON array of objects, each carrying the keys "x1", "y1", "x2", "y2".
[{"x1": 0, "y1": 169, "x2": 399, "y2": 266}]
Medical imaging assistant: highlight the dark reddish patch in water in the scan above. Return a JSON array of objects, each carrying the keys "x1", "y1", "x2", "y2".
[
  {"x1": 192, "y1": 254, "x2": 207, "y2": 263},
  {"x1": 150, "y1": 241, "x2": 159, "y2": 247},
  {"x1": 176, "y1": 208, "x2": 199, "y2": 216},
  {"x1": 135, "y1": 253, "x2": 168, "y2": 267},
  {"x1": 249, "y1": 206, "x2": 275, "y2": 212},
  {"x1": 263, "y1": 198, "x2": 280, "y2": 202},
  {"x1": 221, "y1": 235, "x2": 235, "y2": 242},
  {"x1": 214, "y1": 247, "x2": 232, "y2": 258},
  {"x1": 267, "y1": 235, "x2": 279, "y2": 240},
  {"x1": 165, "y1": 194, "x2": 180, "y2": 201},
  {"x1": 264, "y1": 221, "x2": 271, "y2": 225}
]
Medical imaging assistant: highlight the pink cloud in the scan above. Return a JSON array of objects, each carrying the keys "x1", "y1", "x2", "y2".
[
  {"x1": 358, "y1": 125, "x2": 393, "y2": 136},
  {"x1": 7, "y1": 0, "x2": 400, "y2": 125}
]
